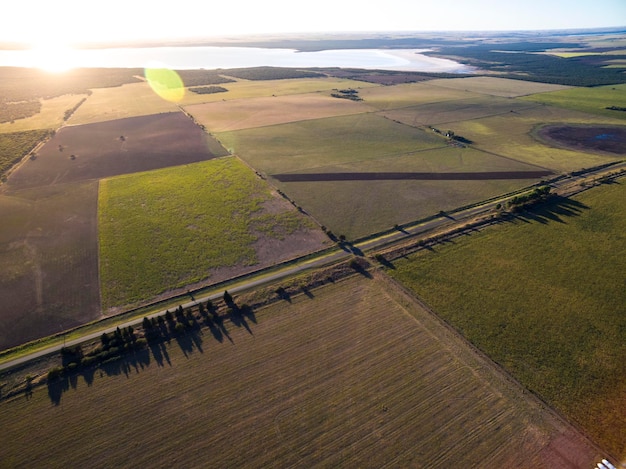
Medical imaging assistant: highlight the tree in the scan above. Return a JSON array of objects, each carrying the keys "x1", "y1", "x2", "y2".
[{"x1": 223, "y1": 290, "x2": 233, "y2": 305}]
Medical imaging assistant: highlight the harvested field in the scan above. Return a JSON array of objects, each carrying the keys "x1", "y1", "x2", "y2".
[
  {"x1": 99, "y1": 157, "x2": 328, "y2": 310},
  {"x1": 5, "y1": 112, "x2": 228, "y2": 190},
  {"x1": 536, "y1": 124, "x2": 626, "y2": 155},
  {"x1": 357, "y1": 81, "x2": 473, "y2": 110},
  {"x1": 179, "y1": 77, "x2": 378, "y2": 106},
  {"x1": 0, "y1": 276, "x2": 603, "y2": 467},
  {"x1": 427, "y1": 76, "x2": 571, "y2": 97},
  {"x1": 389, "y1": 182, "x2": 626, "y2": 458},
  {"x1": 185, "y1": 92, "x2": 372, "y2": 132},
  {"x1": 67, "y1": 82, "x2": 180, "y2": 125},
  {"x1": 0, "y1": 181, "x2": 100, "y2": 351},
  {"x1": 380, "y1": 95, "x2": 540, "y2": 127}
]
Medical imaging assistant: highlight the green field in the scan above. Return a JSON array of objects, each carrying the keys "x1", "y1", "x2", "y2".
[
  {"x1": 0, "y1": 276, "x2": 602, "y2": 467},
  {"x1": 99, "y1": 157, "x2": 322, "y2": 309},
  {"x1": 389, "y1": 181, "x2": 626, "y2": 458},
  {"x1": 521, "y1": 83, "x2": 626, "y2": 119},
  {"x1": 219, "y1": 113, "x2": 554, "y2": 239},
  {"x1": 218, "y1": 113, "x2": 447, "y2": 175}
]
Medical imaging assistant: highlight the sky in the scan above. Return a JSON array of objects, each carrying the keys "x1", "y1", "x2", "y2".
[{"x1": 2, "y1": 0, "x2": 625, "y2": 47}]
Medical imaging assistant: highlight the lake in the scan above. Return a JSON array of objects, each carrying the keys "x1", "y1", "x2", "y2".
[{"x1": 0, "y1": 46, "x2": 473, "y2": 73}]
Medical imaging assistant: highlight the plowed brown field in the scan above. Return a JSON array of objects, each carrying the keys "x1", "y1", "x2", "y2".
[{"x1": 0, "y1": 276, "x2": 602, "y2": 467}]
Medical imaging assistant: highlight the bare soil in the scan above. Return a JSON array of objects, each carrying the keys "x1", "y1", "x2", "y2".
[
  {"x1": 5, "y1": 111, "x2": 228, "y2": 190},
  {"x1": 0, "y1": 182, "x2": 100, "y2": 350},
  {"x1": 272, "y1": 170, "x2": 553, "y2": 182}
]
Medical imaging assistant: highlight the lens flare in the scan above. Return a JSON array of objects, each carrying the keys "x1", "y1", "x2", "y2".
[{"x1": 144, "y1": 68, "x2": 185, "y2": 102}]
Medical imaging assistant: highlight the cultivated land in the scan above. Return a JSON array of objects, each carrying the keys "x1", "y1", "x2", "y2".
[
  {"x1": 521, "y1": 83, "x2": 626, "y2": 119},
  {"x1": 6, "y1": 111, "x2": 228, "y2": 189},
  {"x1": 426, "y1": 76, "x2": 572, "y2": 97},
  {"x1": 0, "y1": 181, "x2": 100, "y2": 351},
  {"x1": 178, "y1": 77, "x2": 378, "y2": 106},
  {"x1": 67, "y1": 82, "x2": 180, "y2": 125},
  {"x1": 0, "y1": 276, "x2": 603, "y2": 467},
  {"x1": 0, "y1": 111, "x2": 229, "y2": 346},
  {"x1": 439, "y1": 105, "x2": 626, "y2": 172},
  {"x1": 99, "y1": 157, "x2": 328, "y2": 310},
  {"x1": 218, "y1": 111, "x2": 555, "y2": 239},
  {"x1": 388, "y1": 181, "x2": 626, "y2": 459},
  {"x1": 185, "y1": 92, "x2": 374, "y2": 132}
]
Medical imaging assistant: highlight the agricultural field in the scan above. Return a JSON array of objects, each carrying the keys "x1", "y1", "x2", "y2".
[
  {"x1": 177, "y1": 76, "x2": 378, "y2": 106},
  {"x1": 521, "y1": 83, "x2": 626, "y2": 119},
  {"x1": 99, "y1": 157, "x2": 328, "y2": 309},
  {"x1": 6, "y1": 111, "x2": 228, "y2": 190},
  {"x1": 438, "y1": 104, "x2": 626, "y2": 172},
  {"x1": 185, "y1": 92, "x2": 373, "y2": 132},
  {"x1": 67, "y1": 82, "x2": 181, "y2": 125},
  {"x1": 0, "y1": 276, "x2": 603, "y2": 467},
  {"x1": 356, "y1": 81, "x2": 473, "y2": 110},
  {"x1": 426, "y1": 76, "x2": 571, "y2": 97},
  {"x1": 0, "y1": 111, "x2": 231, "y2": 347},
  {"x1": 388, "y1": 181, "x2": 626, "y2": 458},
  {"x1": 0, "y1": 181, "x2": 100, "y2": 351},
  {"x1": 218, "y1": 112, "x2": 554, "y2": 239},
  {"x1": 217, "y1": 113, "x2": 448, "y2": 175},
  {"x1": 379, "y1": 94, "x2": 540, "y2": 127}
]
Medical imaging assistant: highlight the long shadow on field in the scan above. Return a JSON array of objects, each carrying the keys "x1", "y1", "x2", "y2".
[
  {"x1": 174, "y1": 323, "x2": 204, "y2": 358},
  {"x1": 508, "y1": 196, "x2": 589, "y2": 225},
  {"x1": 227, "y1": 304, "x2": 253, "y2": 335}
]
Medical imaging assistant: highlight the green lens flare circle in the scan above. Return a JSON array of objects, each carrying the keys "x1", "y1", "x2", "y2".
[{"x1": 144, "y1": 68, "x2": 185, "y2": 103}]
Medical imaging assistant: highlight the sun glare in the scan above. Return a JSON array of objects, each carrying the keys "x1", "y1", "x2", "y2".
[{"x1": 28, "y1": 41, "x2": 77, "y2": 73}]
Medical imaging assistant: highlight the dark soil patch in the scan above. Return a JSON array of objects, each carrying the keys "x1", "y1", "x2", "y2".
[
  {"x1": 0, "y1": 182, "x2": 100, "y2": 351},
  {"x1": 537, "y1": 124, "x2": 626, "y2": 155},
  {"x1": 272, "y1": 171, "x2": 552, "y2": 182},
  {"x1": 5, "y1": 111, "x2": 229, "y2": 190}
]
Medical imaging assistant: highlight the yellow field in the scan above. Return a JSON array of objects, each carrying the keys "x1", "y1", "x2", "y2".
[
  {"x1": 357, "y1": 81, "x2": 473, "y2": 110},
  {"x1": 0, "y1": 94, "x2": 88, "y2": 133},
  {"x1": 0, "y1": 275, "x2": 602, "y2": 467},
  {"x1": 185, "y1": 92, "x2": 373, "y2": 131},
  {"x1": 68, "y1": 82, "x2": 180, "y2": 125},
  {"x1": 178, "y1": 77, "x2": 379, "y2": 106},
  {"x1": 427, "y1": 76, "x2": 571, "y2": 97}
]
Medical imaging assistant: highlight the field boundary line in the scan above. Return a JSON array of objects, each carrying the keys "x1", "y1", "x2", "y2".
[{"x1": 375, "y1": 270, "x2": 616, "y2": 463}]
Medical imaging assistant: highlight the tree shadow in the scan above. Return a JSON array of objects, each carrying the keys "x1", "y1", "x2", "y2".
[
  {"x1": 227, "y1": 305, "x2": 253, "y2": 335},
  {"x1": 301, "y1": 285, "x2": 314, "y2": 298},
  {"x1": 275, "y1": 287, "x2": 291, "y2": 303},
  {"x1": 509, "y1": 196, "x2": 589, "y2": 225},
  {"x1": 349, "y1": 259, "x2": 372, "y2": 278},
  {"x1": 174, "y1": 324, "x2": 204, "y2": 358}
]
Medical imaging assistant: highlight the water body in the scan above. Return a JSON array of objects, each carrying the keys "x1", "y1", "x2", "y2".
[{"x1": 0, "y1": 46, "x2": 473, "y2": 73}]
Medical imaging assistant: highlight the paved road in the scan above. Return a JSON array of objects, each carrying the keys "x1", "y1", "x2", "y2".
[{"x1": 1, "y1": 162, "x2": 623, "y2": 373}]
